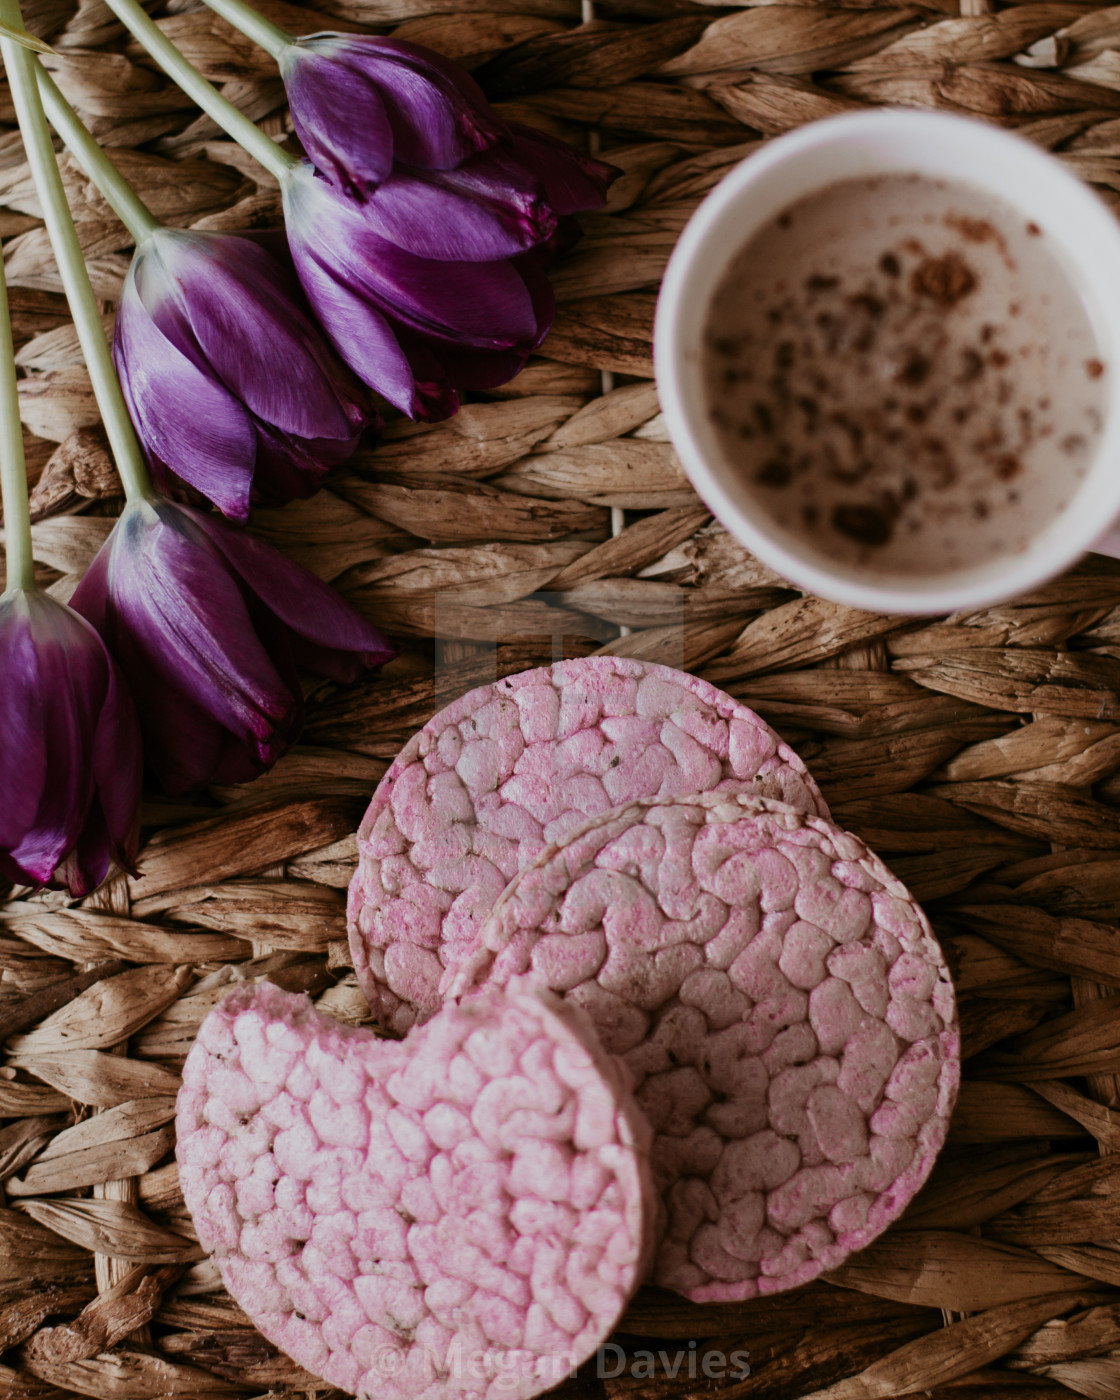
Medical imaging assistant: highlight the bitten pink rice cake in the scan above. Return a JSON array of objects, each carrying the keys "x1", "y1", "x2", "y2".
[
  {"x1": 348, "y1": 658, "x2": 827, "y2": 1032},
  {"x1": 177, "y1": 979, "x2": 654, "y2": 1400},
  {"x1": 448, "y1": 791, "x2": 959, "y2": 1303}
]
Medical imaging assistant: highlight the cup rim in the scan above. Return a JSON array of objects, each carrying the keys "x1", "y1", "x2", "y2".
[{"x1": 654, "y1": 109, "x2": 1120, "y2": 616}]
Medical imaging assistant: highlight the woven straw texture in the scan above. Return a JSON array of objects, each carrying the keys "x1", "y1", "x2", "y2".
[{"x1": 3, "y1": 0, "x2": 1120, "y2": 1394}]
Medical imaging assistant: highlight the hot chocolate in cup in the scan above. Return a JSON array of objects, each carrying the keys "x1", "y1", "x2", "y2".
[{"x1": 655, "y1": 110, "x2": 1120, "y2": 615}]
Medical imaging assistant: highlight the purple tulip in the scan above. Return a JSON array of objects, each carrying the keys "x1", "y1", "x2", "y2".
[
  {"x1": 276, "y1": 35, "x2": 619, "y2": 413},
  {"x1": 0, "y1": 587, "x2": 141, "y2": 896},
  {"x1": 281, "y1": 36, "x2": 506, "y2": 197},
  {"x1": 114, "y1": 229, "x2": 370, "y2": 523},
  {"x1": 283, "y1": 161, "x2": 555, "y2": 418},
  {"x1": 280, "y1": 36, "x2": 618, "y2": 222},
  {"x1": 70, "y1": 498, "x2": 395, "y2": 794}
]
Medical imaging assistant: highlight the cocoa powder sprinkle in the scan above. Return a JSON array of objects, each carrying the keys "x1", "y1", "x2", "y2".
[
  {"x1": 832, "y1": 503, "x2": 894, "y2": 546},
  {"x1": 910, "y1": 251, "x2": 977, "y2": 307}
]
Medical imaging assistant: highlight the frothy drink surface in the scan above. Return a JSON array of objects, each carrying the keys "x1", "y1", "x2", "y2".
[{"x1": 703, "y1": 174, "x2": 1106, "y2": 575}]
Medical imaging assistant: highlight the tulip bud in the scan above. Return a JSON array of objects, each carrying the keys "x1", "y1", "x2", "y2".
[
  {"x1": 70, "y1": 498, "x2": 394, "y2": 793},
  {"x1": 114, "y1": 228, "x2": 370, "y2": 522},
  {"x1": 282, "y1": 35, "x2": 506, "y2": 197},
  {"x1": 0, "y1": 587, "x2": 141, "y2": 895},
  {"x1": 274, "y1": 36, "x2": 618, "y2": 410},
  {"x1": 283, "y1": 161, "x2": 555, "y2": 419}
]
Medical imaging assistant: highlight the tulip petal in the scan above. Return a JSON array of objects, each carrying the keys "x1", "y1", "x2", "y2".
[
  {"x1": 421, "y1": 341, "x2": 531, "y2": 391},
  {"x1": 420, "y1": 143, "x2": 559, "y2": 244},
  {"x1": 31, "y1": 599, "x2": 143, "y2": 890},
  {"x1": 375, "y1": 40, "x2": 503, "y2": 168},
  {"x1": 87, "y1": 503, "x2": 300, "y2": 754},
  {"x1": 86, "y1": 642, "x2": 142, "y2": 874},
  {"x1": 0, "y1": 593, "x2": 110, "y2": 890},
  {"x1": 291, "y1": 245, "x2": 431, "y2": 414},
  {"x1": 415, "y1": 239, "x2": 554, "y2": 385},
  {"x1": 137, "y1": 652, "x2": 291, "y2": 794},
  {"x1": 288, "y1": 231, "x2": 453, "y2": 418},
  {"x1": 393, "y1": 336, "x2": 460, "y2": 421},
  {"x1": 286, "y1": 168, "x2": 539, "y2": 349},
  {"x1": 506, "y1": 122, "x2": 620, "y2": 214},
  {"x1": 123, "y1": 651, "x2": 235, "y2": 794},
  {"x1": 359, "y1": 234, "x2": 539, "y2": 347},
  {"x1": 283, "y1": 43, "x2": 395, "y2": 194},
  {"x1": 0, "y1": 593, "x2": 50, "y2": 855},
  {"x1": 57, "y1": 818, "x2": 113, "y2": 900},
  {"x1": 21, "y1": 627, "x2": 101, "y2": 880},
  {"x1": 114, "y1": 278, "x2": 256, "y2": 523},
  {"x1": 145, "y1": 233, "x2": 365, "y2": 444},
  {"x1": 191, "y1": 504, "x2": 395, "y2": 666},
  {"x1": 512, "y1": 240, "x2": 557, "y2": 346},
  {"x1": 296, "y1": 37, "x2": 504, "y2": 174},
  {"x1": 212, "y1": 727, "x2": 278, "y2": 786},
  {"x1": 360, "y1": 158, "x2": 555, "y2": 261},
  {"x1": 71, "y1": 498, "x2": 385, "y2": 798},
  {"x1": 252, "y1": 425, "x2": 333, "y2": 505}
]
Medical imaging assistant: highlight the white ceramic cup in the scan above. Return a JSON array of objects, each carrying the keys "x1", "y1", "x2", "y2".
[{"x1": 654, "y1": 109, "x2": 1120, "y2": 615}]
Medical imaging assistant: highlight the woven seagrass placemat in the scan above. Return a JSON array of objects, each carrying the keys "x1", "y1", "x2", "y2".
[{"x1": 3, "y1": 0, "x2": 1120, "y2": 1394}]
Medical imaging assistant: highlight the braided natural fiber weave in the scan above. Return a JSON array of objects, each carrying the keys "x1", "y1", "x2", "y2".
[{"x1": 2, "y1": 0, "x2": 1120, "y2": 1394}]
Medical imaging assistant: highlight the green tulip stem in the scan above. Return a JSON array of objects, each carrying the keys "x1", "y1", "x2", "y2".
[
  {"x1": 199, "y1": 0, "x2": 292, "y2": 64},
  {"x1": 99, "y1": 0, "x2": 297, "y2": 183},
  {"x1": 36, "y1": 65, "x2": 159, "y2": 247},
  {"x1": 0, "y1": 256, "x2": 33, "y2": 594},
  {"x1": 1, "y1": 0, "x2": 153, "y2": 505}
]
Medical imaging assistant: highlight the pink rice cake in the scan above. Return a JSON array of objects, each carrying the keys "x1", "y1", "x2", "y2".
[
  {"x1": 177, "y1": 978, "x2": 654, "y2": 1400},
  {"x1": 349, "y1": 658, "x2": 827, "y2": 1033},
  {"x1": 447, "y1": 791, "x2": 959, "y2": 1303}
]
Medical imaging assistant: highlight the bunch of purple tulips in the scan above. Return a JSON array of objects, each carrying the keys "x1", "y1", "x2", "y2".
[{"x1": 0, "y1": 12, "x2": 617, "y2": 897}]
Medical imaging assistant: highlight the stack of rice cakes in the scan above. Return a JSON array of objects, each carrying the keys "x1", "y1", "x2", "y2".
[{"x1": 178, "y1": 657, "x2": 959, "y2": 1400}]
